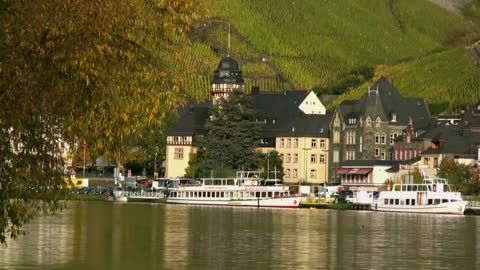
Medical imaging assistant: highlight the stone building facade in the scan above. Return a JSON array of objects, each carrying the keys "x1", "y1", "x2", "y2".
[{"x1": 330, "y1": 77, "x2": 430, "y2": 177}]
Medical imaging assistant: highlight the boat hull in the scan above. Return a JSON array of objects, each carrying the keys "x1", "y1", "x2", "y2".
[
  {"x1": 375, "y1": 201, "x2": 467, "y2": 215},
  {"x1": 167, "y1": 196, "x2": 301, "y2": 208}
]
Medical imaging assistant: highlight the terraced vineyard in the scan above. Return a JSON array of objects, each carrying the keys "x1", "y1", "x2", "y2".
[
  {"x1": 330, "y1": 48, "x2": 480, "y2": 112},
  {"x1": 179, "y1": 0, "x2": 480, "y2": 113}
]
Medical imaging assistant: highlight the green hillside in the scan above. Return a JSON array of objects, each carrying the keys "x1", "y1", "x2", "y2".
[
  {"x1": 330, "y1": 47, "x2": 480, "y2": 113},
  {"x1": 179, "y1": 0, "x2": 479, "y2": 112}
]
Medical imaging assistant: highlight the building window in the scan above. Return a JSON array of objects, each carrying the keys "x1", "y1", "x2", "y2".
[
  {"x1": 293, "y1": 154, "x2": 298, "y2": 163},
  {"x1": 310, "y1": 169, "x2": 317, "y2": 179},
  {"x1": 423, "y1": 158, "x2": 428, "y2": 165},
  {"x1": 280, "y1": 154, "x2": 284, "y2": 161},
  {"x1": 333, "y1": 151, "x2": 339, "y2": 163},
  {"x1": 381, "y1": 133, "x2": 386, "y2": 144},
  {"x1": 286, "y1": 154, "x2": 291, "y2": 163},
  {"x1": 345, "y1": 151, "x2": 355, "y2": 160},
  {"x1": 346, "y1": 131, "x2": 356, "y2": 144},
  {"x1": 287, "y1": 139, "x2": 291, "y2": 148},
  {"x1": 320, "y1": 139, "x2": 325, "y2": 149},
  {"x1": 174, "y1": 148, "x2": 184, "y2": 160},
  {"x1": 286, "y1": 169, "x2": 291, "y2": 178},
  {"x1": 311, "y1": 139, "x2": 317, "y2": 148},
  {"x1": 334, "y1": 116, "x2": 340, "y2": 127},
  {"x1": 348, "y1": 118, "x2": 356, "y2": 125},
  {"x1": 366, "y1": 116, "x2": 371, "y2": 127},
  {"x1": 333, "y1": 131, "x2": 340, "y2": 143},
  {"x1": 375, "y1": 133, "x2": 380, "y2": 144},
  {"x1": 280, "y1": 138, "x2": 285, "y2": 148},
  {"x1": 311, "y1": 154, "x2": 317, "y2": 163},
  {"x1": 293, "y1": 169, "x2": 298, "y2": 178},
  {"x1": 381, "y1": 151, "x2": 386, "y2": 160},
  {"x1": 375, "y1": 148, "x2": 380, "y2": 157},
  {"x1": 294, "y1": 138, "x2": 299, "y2": 148},
  {"x1": 389, "y1": 151, "x2": 394, "y2": 160},
  {"x1": 392, "y1": 113, "x2": 397, "y2": 122},
  {"x1": 376, "y1": 117, "x2": 381, "y2": 127},
  {"x1": 319, "y1": 154, "x2": 325, "y2": 163}
]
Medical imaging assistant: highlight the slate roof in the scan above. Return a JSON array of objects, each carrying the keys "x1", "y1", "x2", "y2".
[
  {"x1": 211, "y1": 57, "x2": 244, "y2": 84},
  {"x1": 167, "y1": 101, "x2": 211, "y2": 136},
  {"x1": 339, "y1": 76, "x2": 430, "y2": 129},
  {"x1": 420, "y1": 127, "x2": 480, "y2": 157},
  {"x1": 167, "y1": 91, "x2": 332, "y2": 139},
  {"x1": 341, "y1": 160, "x2": 400, "y2": 167}
]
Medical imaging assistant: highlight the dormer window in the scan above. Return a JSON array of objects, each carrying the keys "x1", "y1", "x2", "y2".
[
  {"x1": 348, "y1": 118, "x2": 356, "y2": 125},
  {"x1": 376, "y1": 117, "x2": 381, "y2": 127},
  {"x1": 391, "y1": 113, "x2": 397, "y2": 122},
  {"x1": 366, "y1": 116, "x2": 371, "y2": 127}
]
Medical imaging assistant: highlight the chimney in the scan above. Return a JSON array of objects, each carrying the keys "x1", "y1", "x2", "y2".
[
  {"x1": 386, "y1": 75, "x2": 394, "y2": 86},
  {"x1": 251, "y1": 86, "x2": 260, "y2": 95}
]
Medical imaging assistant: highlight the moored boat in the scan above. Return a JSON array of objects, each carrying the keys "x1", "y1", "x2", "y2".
[
  {"x1": 166, "y1": 171, "x2": 300, "y2": 208},
  {"x1": 375, "y1": 177, "x2": 466, "y2": 215}
]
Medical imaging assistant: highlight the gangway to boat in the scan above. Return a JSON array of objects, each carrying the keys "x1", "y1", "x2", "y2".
[
  {"x1": 466, "y1": 201, "x2": 480, "y2": 214},
  {"x1": 127, "y1": 191, "x2": 165, "y2": 201}
]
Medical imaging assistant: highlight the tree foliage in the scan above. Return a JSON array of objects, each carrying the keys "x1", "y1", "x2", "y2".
[
  {"x1": 259, "y1": 151, "x2": 284, "y2": 180},
  {"x1": 437, "y1": 157, "x2": 478, "y2": 194},
  {"x1": 0, "y1": 0, "x2": 205, "y2": 244},
  {"x1": 193, "y1": 91, "x2": 263, "y2": 177}
]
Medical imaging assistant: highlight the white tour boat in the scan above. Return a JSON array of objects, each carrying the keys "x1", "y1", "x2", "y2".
[
  {"x1": 166, "y1": 171, "x2": 301, "y2": 208},
  {"x1": 375, "y1": 177, "x2": 467, "y2": 215}
]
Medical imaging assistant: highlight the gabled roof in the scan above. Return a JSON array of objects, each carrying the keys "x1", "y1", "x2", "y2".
[{"x1": 339, "y1": 76, "x2": 430, "y2": 129}]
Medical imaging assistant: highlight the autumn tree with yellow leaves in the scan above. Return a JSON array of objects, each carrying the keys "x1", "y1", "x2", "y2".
[{"x1": 0, "y1": 0, "x2": 206, "y2": 244}]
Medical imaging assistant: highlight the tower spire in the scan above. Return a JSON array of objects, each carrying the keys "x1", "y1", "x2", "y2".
[{"x1": 227, "y1": 23, "x2": 231, "y2": 56}]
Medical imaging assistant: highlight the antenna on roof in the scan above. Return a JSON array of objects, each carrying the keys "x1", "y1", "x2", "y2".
[{"x1": 227, "y1": 23, "x2": 231, "y2": 57}]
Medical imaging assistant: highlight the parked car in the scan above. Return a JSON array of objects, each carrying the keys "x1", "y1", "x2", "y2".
[{"x1": 345, "y1": 195, "x2": 353, "y2": 204}]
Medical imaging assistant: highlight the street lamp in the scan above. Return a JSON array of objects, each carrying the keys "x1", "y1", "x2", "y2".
[{"x1": 302, "y1": 147, "x2": 312, "y2": 184}]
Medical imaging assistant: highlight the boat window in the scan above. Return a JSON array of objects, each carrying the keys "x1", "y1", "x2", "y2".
[
  {"x1": 406, "y1": 199, "x2": 410, "y2": 205},
  {"x1": 267, "y1": 192, "x2": 272, "y2": 198},
  {"x1": 395, "y1": 199, "x2": 399, "y2": 205},
  {"x1": 412, "y1": 186, "x2": 417, "y2": 191},
  {"x1": 428, "y1": 199, "x2": 432, "y2": 205},
  {"x1": 221, "y1": 192, "x2": 224, "y2": 198},
  {"x1": 256, "y1": 192, "x2": 260, "y2": 198},
  {"x1": 384, "y1": 199, "x2": 388, "y2": 205},
  {"x1": 275, "y1": 192, "x2": 279, "y2": 197},
  {"x1": 400, "y1": 200, "x2": 404, "y2": 205},
  {"x1": 214, "y1": 180, "x2": 220, "y2": 185},
  {"x1": 407, "y1": 186, "x2": 412, "y2": 191},
  {"x1": 207, "y1": 192, "x2": 211, "y2": 198},
  {"x1": 451, "y1": 199, "x2": 457, "y2": 202},
  {"x1": 389, "y1": 199, "x2": 394, "y2": 205},
  {"x1": 444, "y1": 185, "x2": 449, "y2": 192},
  {"x1": 434, "y1": 199, "x2": 441, "y2": 205},
  {"x1": 262, "y1": 192, "x2": 266, "y2": 198},
  {"x1": 411, "y1": 199, "x2": 415, "y2": 206},
  {"x1": 428, "y1": 186, "x2": 432, "y2": 191},
  {"x1": 227, "y1": 179, "x2": 234, "y2": 185},
  {"x1": 395, "y1": 185, "x2": 401, "y2": 191},
  {"x1": 402, "y1": 186, "x2": 406, "y2": 191},
  {"x1": 442, "y1": 199, "x2": 448, "y2": 203}
]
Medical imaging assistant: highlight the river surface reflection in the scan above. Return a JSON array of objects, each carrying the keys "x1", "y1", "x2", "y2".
[{"x1": 0, "y1": 201, "x2": 479, "y2": 269}]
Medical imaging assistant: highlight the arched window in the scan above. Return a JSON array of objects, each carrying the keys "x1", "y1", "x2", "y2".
[
  {"x1": 375, "y1": 132, "x2": 380, "y2": 144},
  {"x1": 381, "y1": 133, "x2": 386, "y2": 144}
]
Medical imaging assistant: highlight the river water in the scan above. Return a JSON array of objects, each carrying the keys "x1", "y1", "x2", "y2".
[{"x1": 0, "y1": 201, "x2": 479, "y2": 270}]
